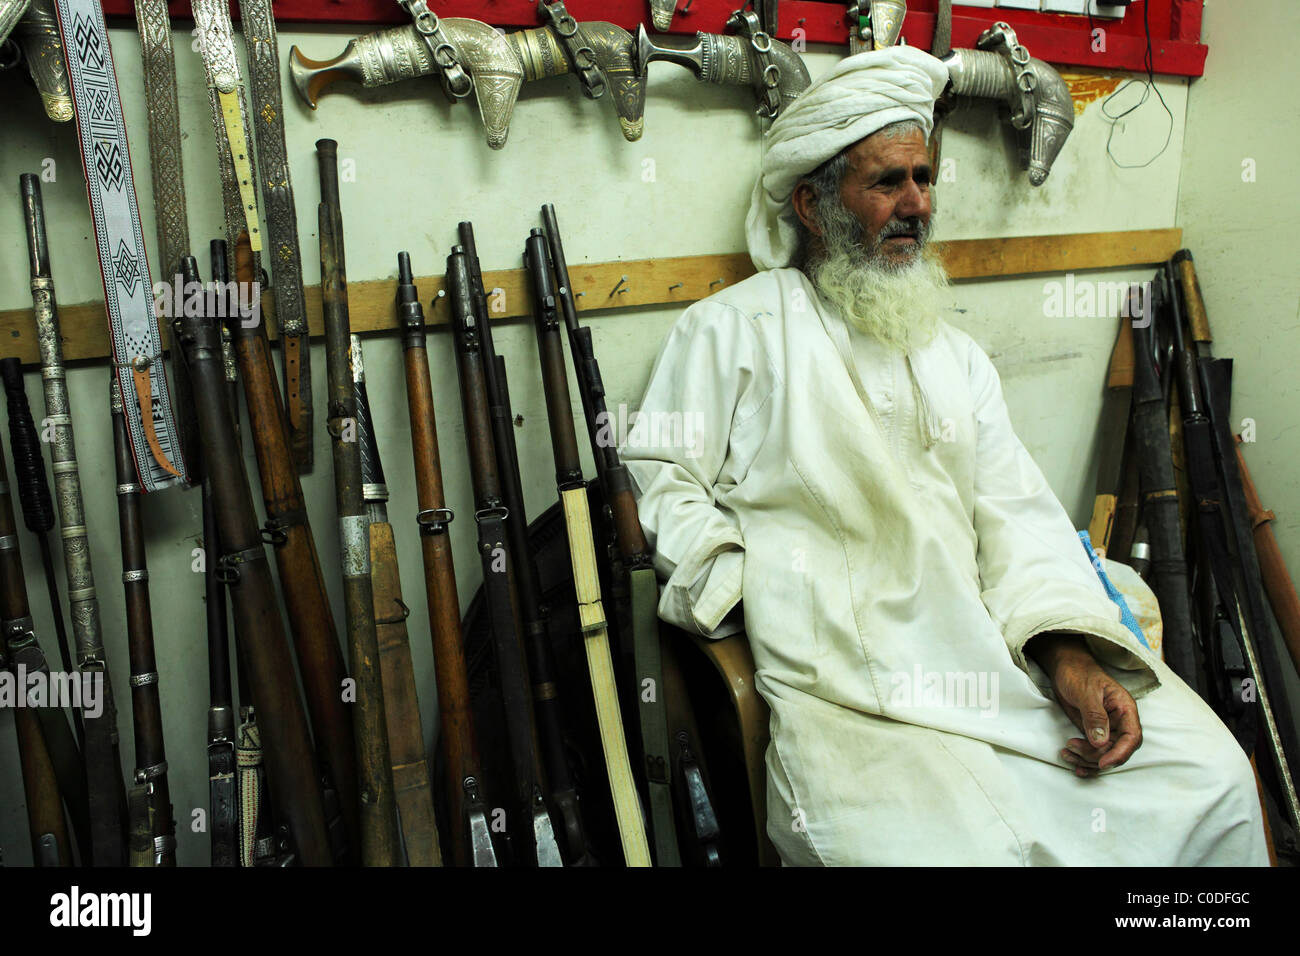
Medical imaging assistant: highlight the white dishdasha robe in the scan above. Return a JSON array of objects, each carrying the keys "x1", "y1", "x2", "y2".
[{"x1": 621, "y1": 267, "x2": 1268, "y2": 866}]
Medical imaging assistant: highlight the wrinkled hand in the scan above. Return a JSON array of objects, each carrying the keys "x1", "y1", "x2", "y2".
[{"x1": 1028, "y1": 634, "x2": 1143, "y2": 778}]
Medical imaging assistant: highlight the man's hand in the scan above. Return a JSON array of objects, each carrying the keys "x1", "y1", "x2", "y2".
[{"x1": 1026, "y1": 633, "x2": 1143, "y2": 778}]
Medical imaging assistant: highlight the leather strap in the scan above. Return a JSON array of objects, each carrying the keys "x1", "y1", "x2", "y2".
[
  {"x1": 130, "y1": 362, "x2": 182, "y2": 479},
  {"x1": 630, "y1": 565, "x2": 680, "y2": 866},
  {"x1": 239, "y1": 0, "x2": 313, "y2": 470},
  {"x1": 51, "y1": 0, "x2": 186, "y2": 490}
]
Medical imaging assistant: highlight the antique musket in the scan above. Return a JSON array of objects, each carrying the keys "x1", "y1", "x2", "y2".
[
  {"x1": 18, "y1": 175, "x2": 127, "y2": 866},
  {"x1": 352, "y1": 334, "x2": 444, "y2": 867},
  {"x1": 111, "y1": 379, "x2": 176, "y2": 867},
  {"x1": 288, "y1": 5, "x2": 646, "y2": 145},
  {"x1": 396, "y1": 254, "x2": 497, "y2": 868},
  {"x1": 0, "y1": 436, "x2": 84, "y2": 866},
  {"x1": 174, "y1": 249, "x2": 334, "y2": 867},
  {"x1": 318, "y1": 139, "x2": 403, "y2": 867},
  {"x1": 633, "y1": 8, "x2": 810, "y2": 121}
]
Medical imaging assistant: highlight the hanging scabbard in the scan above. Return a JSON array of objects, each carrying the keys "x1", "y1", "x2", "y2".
[{"x1": 239, "y1": 0, "x2": 313, "y2": 471}]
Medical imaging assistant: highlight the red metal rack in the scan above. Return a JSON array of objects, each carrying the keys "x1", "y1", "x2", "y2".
[{"x1": 101, "y1": 0, "x2": 1207, "y2": 77}]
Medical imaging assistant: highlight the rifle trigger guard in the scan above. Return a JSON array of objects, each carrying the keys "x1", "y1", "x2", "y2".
[{"x1": 416, "y1": 507, "x2": 455, "y2": 535}]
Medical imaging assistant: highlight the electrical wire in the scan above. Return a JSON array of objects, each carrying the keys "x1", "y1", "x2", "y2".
[{"x1": 1097, "y1": 0, "x2": 1175, "y2": 170}]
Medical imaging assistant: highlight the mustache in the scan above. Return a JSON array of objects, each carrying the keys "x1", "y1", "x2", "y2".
[{"x1": 877, "y1": 217, "x2": 929, "y2": 242}]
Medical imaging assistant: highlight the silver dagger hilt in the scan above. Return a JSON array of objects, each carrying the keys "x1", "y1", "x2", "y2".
[
  {"x1": 506, "y1": 20, "x2": 646, "y2": 141},
  {"x1": 944, "y1": 22, "x2": 1074, "y2": 186},
  {"x1": 634, "y1": 22, "x2": 810, "y2": 120},
  {"x1": 289, "y1": 17, "x2": 523, "y2": 149}
]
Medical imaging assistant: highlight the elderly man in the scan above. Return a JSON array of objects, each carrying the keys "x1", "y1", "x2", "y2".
[{"x1": 621, "y1": 47, "x2": 1268, "y2": 866}]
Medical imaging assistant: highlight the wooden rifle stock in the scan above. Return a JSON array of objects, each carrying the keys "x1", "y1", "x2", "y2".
[
  {"x1": 396, "y1": 253, "x2": 497, "y2": 867},
  {"x1": 223, "y1": 228, "x2": 360, "y2": 864},
  {"x1": 0, "y1": 451, "x2": 74, "y2": 866},
  {"x1": 352, "y1": 334, "x2": 443, "y2": 866},
  {"x1": 527, "y1": 220, "x2": 651, "y2": 866},
  {"x1": 174, "y1": 253, "x2": 333, "y2": 866},
  {"x1": 317, "y1": 140, "x2": 402, "y2": 867},
  {"x1": 460, "y1": 221, "x2": 595, "y2": 867},
  {"x1": 1172, "y1": 249, "x2": 1300, "y2": 830},
  {"x1": 1235, "y1": 437, "x2": 1300, "y2": 679},
  {"x1": 447, "y1": 245, "x2": 560, "y2": 867},
  {"x1": 110, "y1": 380, "x2": 176, "y2": 866},
  {"x1": 1131, "y1": 276, "x2": 1202, "y2": 694}
]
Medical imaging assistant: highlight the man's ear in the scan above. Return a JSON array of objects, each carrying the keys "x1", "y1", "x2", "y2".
[{"x1": 791, "y1": 181, "x2": 821, "y2": 237}]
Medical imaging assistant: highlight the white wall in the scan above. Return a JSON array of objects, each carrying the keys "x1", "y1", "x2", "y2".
[{"x1": 0, "y1": 17, "x2": 1196, "y2": 865}]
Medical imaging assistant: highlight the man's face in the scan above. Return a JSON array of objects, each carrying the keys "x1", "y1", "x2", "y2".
[{"x1": 796, "y1": 128, "x2": 933, "y2": 270}]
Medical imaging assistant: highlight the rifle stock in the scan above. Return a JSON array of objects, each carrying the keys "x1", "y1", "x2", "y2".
[
  {"x1": 317, "y1": 140, "x2": 402, "y2": 867},
  {"x1": 111, "y1": 380, "x2": 176, "y2": 866},
  {"x1": 396, "y1": 253, "x2": 497, "y2": 867},
  {"x1": 174, "y1": 252, "x2": 333, "y2": 866}
]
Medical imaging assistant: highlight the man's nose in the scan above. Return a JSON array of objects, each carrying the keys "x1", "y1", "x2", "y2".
[{"x1": 894, "y1": 178, "x2": 930, "y2": 220}]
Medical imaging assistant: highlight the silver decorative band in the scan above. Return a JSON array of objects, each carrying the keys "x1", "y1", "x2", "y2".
[
  {"x1": 339, "y1": 514, "x2": 370, "y2": 578},
  {"x1": 51, "y1": 460, "x2": 79, "y2": 474},
  {"x1": 59, "y1": 524, "x2": 88, "y2": 539},
  {"x1": 45, "y1": 412, "x2": 70, "y2": 425},
  {"x1": 41, "y1": 364, "x2": 65, "y2": 380},
  {"x1": 117, "y1": 482, "x2": 142, "y2": 495},
  {"x1": 66, "y1": 585, "x2": 96, "y2": 602},
  {"x1": 130, "y1": 670, "x2": 158, "y2": 686},
  {"x1": 0, "y1": 535, "x2": 17, "y2": 551},
  {"x1": 122, "y1": 569, "x2": 148, "y2": 583}
]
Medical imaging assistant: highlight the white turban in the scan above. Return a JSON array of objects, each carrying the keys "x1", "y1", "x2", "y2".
[{"x1": 745, "y1": 46, "x2": 951, "y2": 272}]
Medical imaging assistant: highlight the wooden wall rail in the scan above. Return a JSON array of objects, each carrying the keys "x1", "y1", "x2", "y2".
[{"x1": 0, "y1": 228, "x2": 1181, "y2": 366}]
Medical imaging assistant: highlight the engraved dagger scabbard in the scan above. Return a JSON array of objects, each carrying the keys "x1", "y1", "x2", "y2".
[
  {"x1": 240, "y1": 0, "x2": 313, "y2": 471},
  {"x1": 13, "y1": 0, "x2": 71, "y2": 121},
  {"x1": 634, "y1": 23, "x2": 810, "y2": 120}
]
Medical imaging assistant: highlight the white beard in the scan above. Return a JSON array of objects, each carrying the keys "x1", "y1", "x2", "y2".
[{"x1": 808, "y1": 243, "x2": 950, "y2": 353}]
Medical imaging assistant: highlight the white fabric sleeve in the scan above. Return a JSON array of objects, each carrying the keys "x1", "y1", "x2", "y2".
[
  {"x1": 621, "y1": 302, "x2": 775, "y2": 638},
  {"x1": 965, "y1": 337, "x2": 1160, "y2": 698}
]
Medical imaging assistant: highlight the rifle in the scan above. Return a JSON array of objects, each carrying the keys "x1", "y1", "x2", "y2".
[
  {"x1": 1088, "y1": 314, "x2": 1135, "y2": 559},
  {"x1": 0, "y1": 360, "x2": 79, "y2": 747},
  {"x1": 1235, "y1": 437, "x2": 1300, "y2": 679},
  {"x1": 16, "y1": 174, "x2": 127, "y2": 866},
  {"x1": 352, "y1": 333, "x2": 443, "y2": 866},
  {"x1": 446, "y1": 244, "x2": 562, "y2": 867},
  {"x1": 221, "y1": 222, "x2": 360, "y2": 863},
  {"x1": 1130, "y1": 275, "x2": 1202, "y2": 693},
  {"x1": 1171, "y1": 250, "x2": 1300, "y2": 836},
  {"x1": 1158, "y1": 266, "x2": 1255, "y2": 749},
  {"x1": 200, "y1": 419, "x2": 239, "y2": 867},
  {"x1": 317, "y1": 139, "x2": 402, "y2": 867},
  {"x1": 395, "y1": 253, "x2": 497, "y2": 867},
  {"x1": 173, "y1": 252, "x2": 333, "y2": 866},
  {"x1": 460, "y1": 221, "x2": 596, "y2": 867},
  {"x1": 0, "y1": 445, "x2": 76, "y2": 866},
  {"x1": 533, "y1": 209, "x2": 655, "y2": 866},
  {"x1": 110, "y1": 379, "x2": 175, "y2": 866}
]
